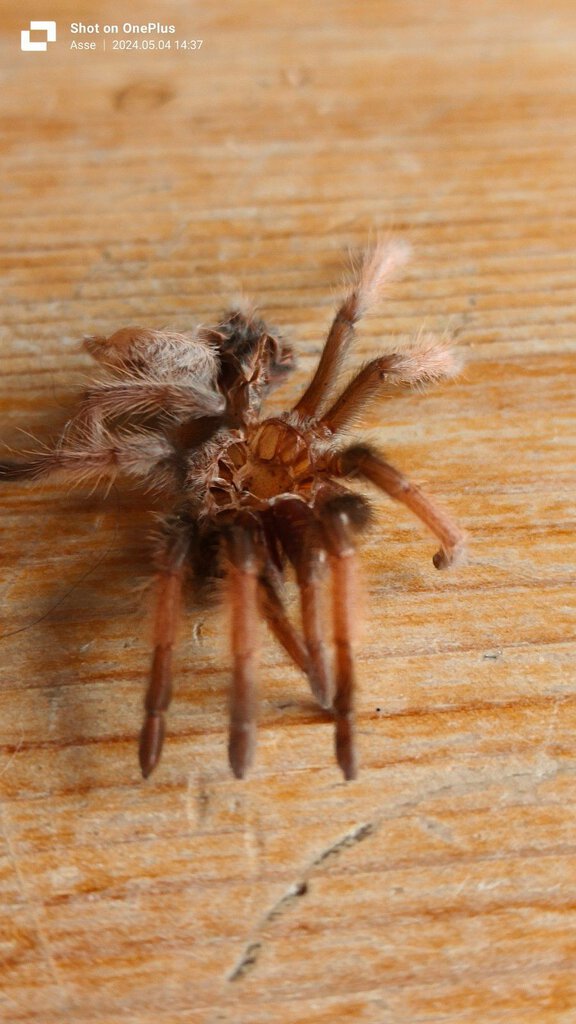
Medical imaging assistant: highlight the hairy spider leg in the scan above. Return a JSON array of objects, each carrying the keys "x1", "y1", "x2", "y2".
[
  {"x1": 319, "y1": 337, "x2": 461, "y2": 433},
  {"x1": 0, "y1": 459, "x2": 39, "y2": 479},
  {"x1": 139, "y1": 525, "x2": 190, "y2": 778},
  {"x1": 72, "y1": 379, "x2": 225, "y2": 429},
  {"x1": 226, "y1": 525, "x2": 260, "y2": 778},
  {"x1": 272, "y1": 498, "x2": 334, "y2": 709},
  {"x1": 321, "y1": 507, "x2": 359, "y2": 780},
  {"x1": 293, "y1": 240, "x2": 410, "y2": 418},
  {"x1": 0, "y1": 425, "x2": 179, "y2": 492},
  {"x1": 294, "y1": 545, "x2": 334, "y2": 709},
  {"x1": 334, "y1": 445, "x2": 466, "y2": 569},
  {"x1": 257, "y1": 562, "x2": 311, "y2": 676}
]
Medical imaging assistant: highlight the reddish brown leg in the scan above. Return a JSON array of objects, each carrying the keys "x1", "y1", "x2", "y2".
[
  {"x1": 293, "y1": 242, "x2": 409, "y2": 418},
  {"x1": 320, "y1": 337, "x2": 460, "y2": 433},
  {"x1": 226, "y1": 526, "x2": 260, "y2": 778},
  {"x1": 272, "y1": 499, "x2": 334, "y2": 708},
  {"x1": 336, "y1": 446, "x2": 466, "y2": 568},
  {"x1": 322, "y1": 508, "x2": 359, "y2": 780},
  {"x1": 139, "y1": 528, "x2": 189, "y2": 778},
  {"x1": 295, "y1": 547, "x2": 334, "y2": 708},
  {"x1": 258, "y1": 565, "x2": 310, "y2": 676}
]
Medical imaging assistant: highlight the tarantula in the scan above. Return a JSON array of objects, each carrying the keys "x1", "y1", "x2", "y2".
[{"x1": 0, "y1": 242, "x2": 465, "y2": 780}]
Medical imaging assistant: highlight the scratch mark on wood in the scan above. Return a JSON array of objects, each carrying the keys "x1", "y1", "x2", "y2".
[
  {"x1": 0, "y1": 735, "x2": 23, "y2": 778},
  {"x1": 264, "y1": 879, "x2": 309, "y2": 923},
  {"x1": 186, "y1": 772, "x2": 211, "y2": 830},
  {"x1": 227, "y1": 820, "x2": 376, "y2": 983},
  {"x1": 228, "y1": 941, "x2": 263, "y2": 982},
  {"x1": 312, "y1": 821, "x2": 376, "y2": 866}
]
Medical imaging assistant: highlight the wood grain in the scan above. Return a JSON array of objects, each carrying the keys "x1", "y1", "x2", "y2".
[{"x1": 1, "y1": 2, "x2": 575, "y2": 1021}]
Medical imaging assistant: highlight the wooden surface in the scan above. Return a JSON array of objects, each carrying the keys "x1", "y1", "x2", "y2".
[{"x1": 1, "y1": 2, "x2": 575, "y2": 1021}]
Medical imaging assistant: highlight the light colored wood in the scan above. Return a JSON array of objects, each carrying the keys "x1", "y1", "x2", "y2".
[{"x1": 1, "y1": 2, "x2": 575, "y2": 1021}]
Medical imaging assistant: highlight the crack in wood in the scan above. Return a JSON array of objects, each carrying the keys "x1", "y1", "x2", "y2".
[
  {"x1": 312, "y1": 821, "x2": 376, "y2": 866},
  {"x1": 228, "y1": 941, "x2": 263, "y2": 982},
  {"x1": 227, "y1": 820, "x2": 376, "y2": 983}
]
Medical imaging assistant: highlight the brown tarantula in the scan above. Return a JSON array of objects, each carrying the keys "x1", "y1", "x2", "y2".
[{"x1": 0, "y1": 242, "x2": 465, "y2": 780}]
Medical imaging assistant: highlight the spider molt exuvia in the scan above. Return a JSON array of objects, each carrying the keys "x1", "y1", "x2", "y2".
[{"x1": 0, "y1": 242, "x2": 466, "y2": 781}]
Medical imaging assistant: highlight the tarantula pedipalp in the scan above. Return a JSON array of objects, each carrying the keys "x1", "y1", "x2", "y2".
[{"x1": 0, "y1": 242, "x2": 465, "y2": 780}]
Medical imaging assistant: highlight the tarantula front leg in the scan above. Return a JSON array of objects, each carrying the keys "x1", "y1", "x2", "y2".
[
  {"x1": 334, "y1": 445, "x2": 466, "y2": 569},
  {"x1": 226, "y1": 525, "x2": 261, "y2": 778},
  {"x1": 293, "y1": 241, "x2": 409, "y2": 418},
  {"x1": 139, "y1": 522, "x2": 190, "y2": 778},
  {"x1": 320, "y1": 337, "x2": 461, "y2": 433}
]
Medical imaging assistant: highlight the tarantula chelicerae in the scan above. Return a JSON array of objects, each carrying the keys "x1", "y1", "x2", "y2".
[{"x1": 1, "y1": 242, "x2": 465, "y2": 780}]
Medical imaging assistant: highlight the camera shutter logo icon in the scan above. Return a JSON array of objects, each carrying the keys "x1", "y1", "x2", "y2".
[{"x1": 21, "y1": 21, "x2": 57, "y2": 52}]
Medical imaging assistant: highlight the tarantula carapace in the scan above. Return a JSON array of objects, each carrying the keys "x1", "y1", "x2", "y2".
[{"x1": 1, "y1": 242, "x2": 465, "y2": 780}]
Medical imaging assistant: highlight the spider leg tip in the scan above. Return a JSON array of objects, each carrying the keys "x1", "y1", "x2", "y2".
[
  {"x1": 139, "y1": 751, "x2": 157, "y2": 779},
  {"x1": 138, "y1": 715, "x2": 165, "y2": 778},
  {"x1": 310, "y1": 673, "x2": 335, "y2": 709},
  {"x1": 338, "y1": 753, "x2": 359, "y2": 781},
  {"x1": 432, "y1": 540, "x2": 467, "y2": 570},
  {"x1": 228, "y1": 724, "x2": 257, "y2": 779},
  {"x1": 335, "y1": 725, "x2": 359, "y2": 781},
  {"x1": 318, "y1": 695, "x2": 334, "y2": 711}
]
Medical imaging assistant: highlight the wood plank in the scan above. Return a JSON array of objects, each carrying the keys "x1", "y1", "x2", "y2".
[{"x1": 1, "y1": 2, "x2": 575, "y2": 1021}]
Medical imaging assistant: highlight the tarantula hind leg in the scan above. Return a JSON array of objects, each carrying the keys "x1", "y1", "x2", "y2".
[
  {"x1": 0, "y1": 460, "x2": 40, "y2": 480},
  {"x1": 320, "y1": 504, "x2": 360, "y2": 780},
  {"x1": 271, "y1": 498, "x2": 334, "y2": 709},
  {"x1": 334, "y1": 445, "x2": 466, "y2": 569},
  {"x1": 257, "y1": 563, "x2": 310, "y2": 676},
  {"x1": 225, "y1": 524, "x2": 261, "y2": 779},
  {"x1": 139, "y1": 524, "x2": 190, "y2": 778}
]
